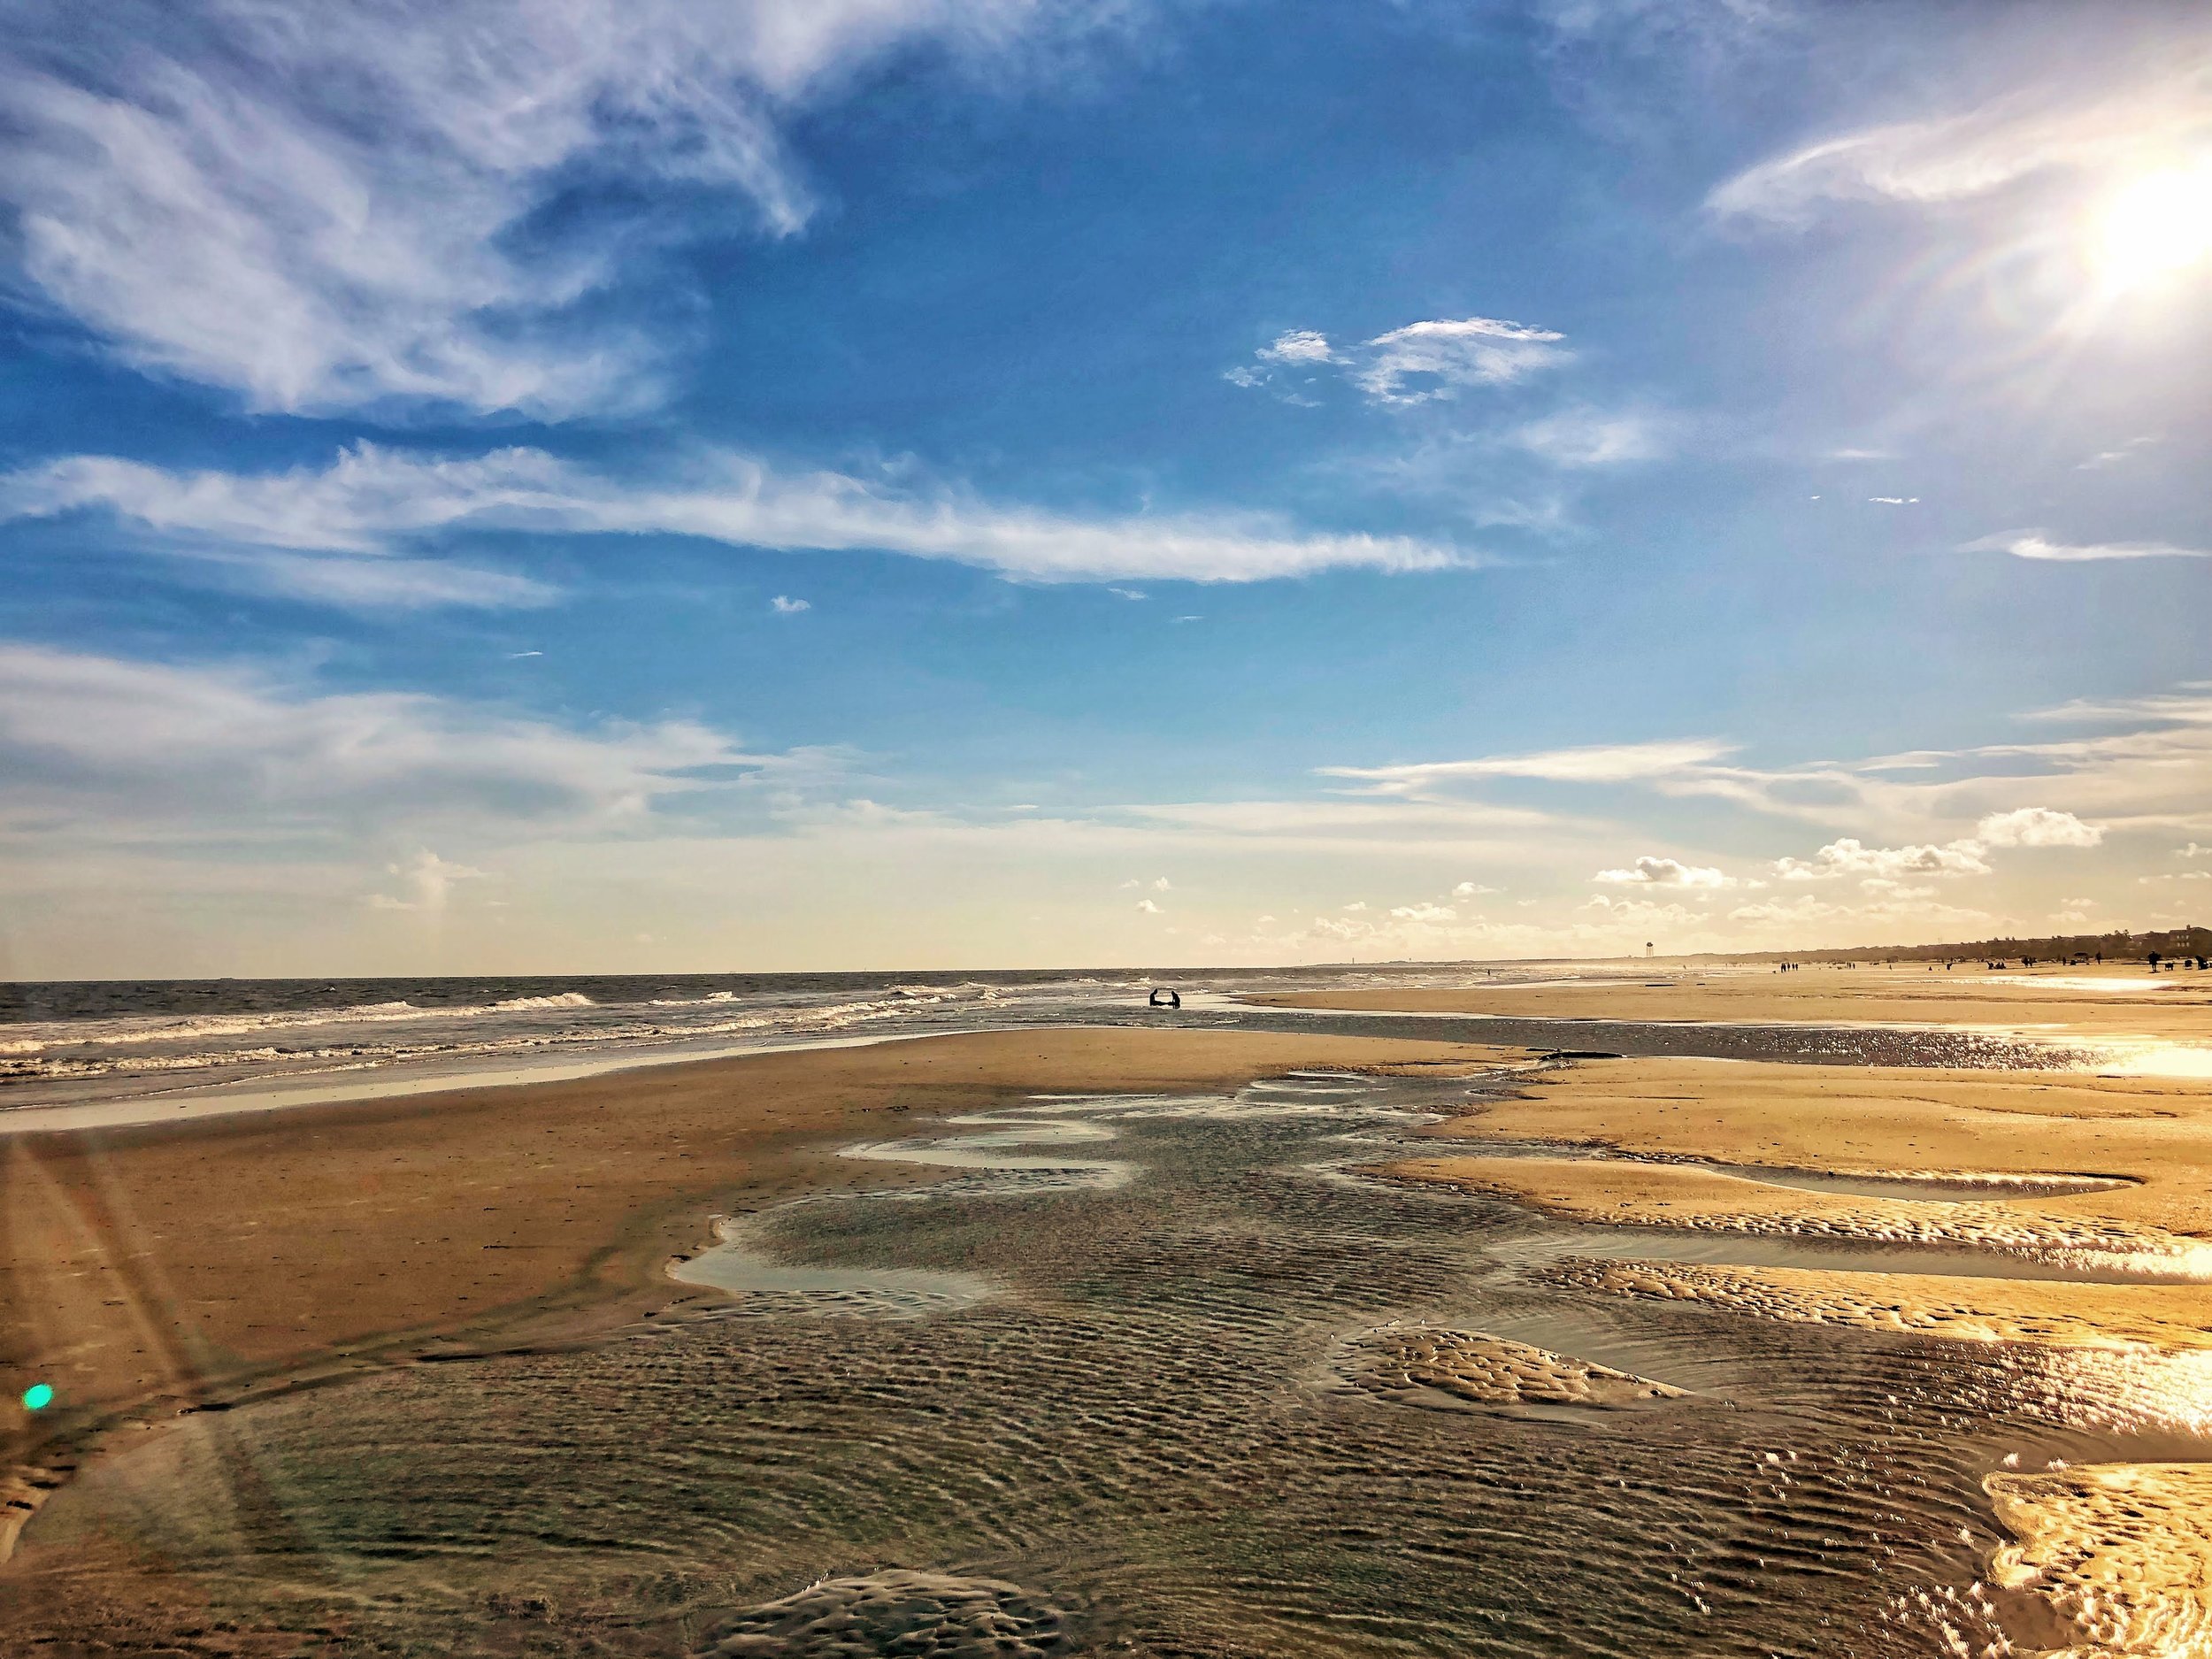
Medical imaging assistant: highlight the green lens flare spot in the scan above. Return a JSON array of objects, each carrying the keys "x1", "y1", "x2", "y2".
[{"x1": 21, "y1": 1384, "x2": 53, "y2": 1411}]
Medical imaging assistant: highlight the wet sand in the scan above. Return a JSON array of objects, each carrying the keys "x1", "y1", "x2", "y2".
[
  {"x1": 1, "y1": 1027, "x2": 1509, "y2": 1499},
  {"x1": 1985, "y1": 1462, "x2": 2212, "y2": 1655},
  {"x1": 1253, "y1": 963, "x2": 2212, "y2": 1046},
  {"x1": 1550, "y1": 1259, "x2": 2212, "y2": 1356},
  {"x1": 13, "y1": 995, "x2": 2212, "y2": 1658},
  {"x1": 1333, "y1": 1321, "x2": 1686, "y2": 1411},
  {"x1": 1402, "y1": 1056, "x2": 2212, "y2": 1236}
]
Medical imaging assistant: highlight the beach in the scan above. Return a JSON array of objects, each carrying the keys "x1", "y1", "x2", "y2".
[
  {"x1": 7, "y1": 988, "x2": 2212, "y2": 1657},
  {"x1": 1251, "y1": 961, "x2": 2212, "y2": 1048}
]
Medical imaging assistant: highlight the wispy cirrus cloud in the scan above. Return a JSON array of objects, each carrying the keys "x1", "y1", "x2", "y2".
[
  {"x1": 1963, "y1": 531, "x2": 2212, "y2": 563},
  {"x1": 1321, "y1": 737, "x2": 1735, "y2": 795},
  {"x1": 1707, "y1": 65, "x2": 2211, "y2": 226},
  {"x1": 0, "y1": 443, "x2": 1473, "y2": 585},
  {"x1": 0, "y1": 0, "x2": 1122, "y2": 416},
  {"x1": 0, "y1": 641, "x2": 809, "y2": 841}
]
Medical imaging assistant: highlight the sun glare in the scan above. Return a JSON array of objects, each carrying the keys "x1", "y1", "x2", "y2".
[{"x1": 2095, "y1": 162, "x2": 2212, "y2": 290}]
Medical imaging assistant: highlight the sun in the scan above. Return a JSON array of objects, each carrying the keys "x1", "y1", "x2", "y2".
[{"x1": 2094, "y1": 162, "x2": 2212, "y2": 292}]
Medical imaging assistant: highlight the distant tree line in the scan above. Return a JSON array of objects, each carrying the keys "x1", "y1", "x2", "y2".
[{"x1": 1697, "y1": 924, "x2": 2212, "y2": 968}]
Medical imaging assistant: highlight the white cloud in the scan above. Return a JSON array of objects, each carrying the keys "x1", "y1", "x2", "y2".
[
  {"x1": 1227, "y1": 315, "x2": 1568, "y2": 407},
  {"x1": 0, "y1": 443, "x2": 1472, "y2": 586},
  {"x1": 1323, "y1": 737, "x2": 1733, "y2": 794},
  {"x1": 1135, "y1": 897, "x2": 1161, "y2": 914},
  {"x1": 1107, "y1": 587, "x2": 1148, "y2": 600},
  {"x1": 1257, "y1": 329, "x2": 1337, "y2": 365},
  {"x1": 367, "y1": 849, "x2": 487, "y2": 912},
  {"x1": 1509, "y1": 407, "x2": 1669, "y2": 467},
  {"x1": 1707, "y1": 70, "x2": 2208, "y2": 226},
  {"x1": 1389, "y1": 902, "x2": 1457, "y2": 922},
  {"x1": 1976, "y1": 806, "x2": 2102, "y2": 848},
  {"x1": 1354, "y1": 318, "x2": 1570, "y2": 404},
  {"x1": 0, "y1": 0, "x2": 1110, "y2": 415},
  {"x1": 770, "y1": 595, "x2": 811, "y2": 613},
  {"x1": 1963, "y1": 531, "x2": 2212, "y2": 563},
  {"x1": 1594, "y1": 855, "x2": 1732, "y2": 888},
  {"x1": 1452, "y1": 880, "x2": 1499, "y2": 897},
  {"x1": 0, "y1": 642, "x2": 794, "y2": 840},
  {"x1": 218, "y1": 549, "x2": 556, "y2": 611},
  {"x1": 1773, "y1": 837, "x2": 1991, "y2": 881},
  {"x1": 1151, "y1": 876, "x2": 1171, "y2": 890},
  {"x1": 1869, "y1": 496, "x2": 1918, "y2": 505}
]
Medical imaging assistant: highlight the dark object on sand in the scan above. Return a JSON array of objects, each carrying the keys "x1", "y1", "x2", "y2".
[{"x1": 1148, "y1": 987, "x2": 1182, "y2": 1009}]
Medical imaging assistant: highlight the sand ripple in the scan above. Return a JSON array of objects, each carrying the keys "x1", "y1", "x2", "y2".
[
  {"x1": 695, "y1": 1570, "x2": 1071, "y2": 1657},
  {"x1": 1985, "y1": 1463, "x2": 2212, "y2": 1657},
  {"x1": 1336, "y1": 1323, "x2": 1685, "y2": 1410},
  {"x1": 1554, "y1": 1259, "x2": 2212, "y2": 1355},
  {"x1": 1387, "y1": 1156, "x2": 2208, "y2": 1276}
]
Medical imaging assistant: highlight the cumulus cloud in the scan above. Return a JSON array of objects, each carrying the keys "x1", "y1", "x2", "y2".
[
  {"x1": 366, "y1": 849, "x2": 487, "y2": 912},
  {"x1": 770, "y1": 595, "x2": 810, "y2": 613},
  {"x1": 1135, "y1": 897, "x2": 1161, "y2": 914},
  {"x1": 1257, "y1": 329, "x2": 1337, "y2": 365},
  {"x1": 0, "y1": 0, "x2": 1110, "y2": 415},
  {"x1": 1227, "y1": 315, "x2": 1568, "y2": 406},
  {"x1": 1594, "y1": 855, "x2": 1732, "y2": 888},
  {"x1": 1773, "y1": 838, "x2": 1991, "y2": 881},
  {"x1": 0, "y1": 443, "x2": 1471, "y2": 586},
  {"x1": 1452, "y1": 880, "x2": 1499, "y2": 897},
  {"x1": 1707, "y1": 68, "x2": 2208, "y2": 226},
  {"x1": 1976, "y1": 806, "x2": 2102, "y2": 848},
  {"x1": 1389, "y1": 902, "x2": 1458, "y2": 923},
  {"x1": 1963, "y1": 531, "x2": 2212, "y2": 563}
]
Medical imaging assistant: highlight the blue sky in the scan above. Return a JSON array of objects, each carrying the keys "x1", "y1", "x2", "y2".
[{"x1": 2, "y1": 0, "x2": 2208, "y2": 975}]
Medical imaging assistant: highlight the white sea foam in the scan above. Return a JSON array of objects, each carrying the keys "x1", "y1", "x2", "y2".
[{"x1": 4, "y1": 992, "x2": 600, "y2": 1050}]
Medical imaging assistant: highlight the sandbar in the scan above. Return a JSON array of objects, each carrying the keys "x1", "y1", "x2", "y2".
[
  {"x1": 1251, "y1": 963, "x2": 2212, "y2": 1047},
  {"x1": 1552, "y1": 1259, "x2": 2212, "y2": 1355}
]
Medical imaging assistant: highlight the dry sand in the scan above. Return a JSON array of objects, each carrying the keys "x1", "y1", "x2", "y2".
[
  {"x1": 1, "y1": 1027, "x2": 1511, "y2": 1493},
  {"x1": 1253, "y1": 963, "x2": 2212, "y2": 1045}
]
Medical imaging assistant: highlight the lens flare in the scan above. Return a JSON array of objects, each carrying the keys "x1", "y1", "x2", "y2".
[
  {"x1": 20, "y1": 1383, "x2": 53, "y2": 1411},
  {"x1": 2095, "y1": 163, "x2": 2212, "y2": 291}
]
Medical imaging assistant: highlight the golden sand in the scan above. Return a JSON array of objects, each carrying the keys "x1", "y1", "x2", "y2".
[
  {"x1": 1405, "y1": 1056, "x2": 2212, "y2": 1240},
  {"x1": 1985, "y1": 1462, "x2": 2212, "y2": 1657},
  {"x1": 1385, "y1": 1156, "x2": 2201, "y2": 1268},
  {"x1": 1253, "y1": 962, "x2": 2212, "y2": 1045},
  {"x1": 1550, "y1": 1260, "x2": 2212, "y2": 1355},
  {"x1": 1374, "y1": 1052, "x2": 2212, "y2": 1358},
  {"x1": 1335, "y1": 1322, "x2": 1683, "y2": 1410}
]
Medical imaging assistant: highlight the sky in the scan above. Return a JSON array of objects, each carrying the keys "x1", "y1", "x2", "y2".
[{"x1": 2, "y1": 0, "x2": 2209, "y2": 977}]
